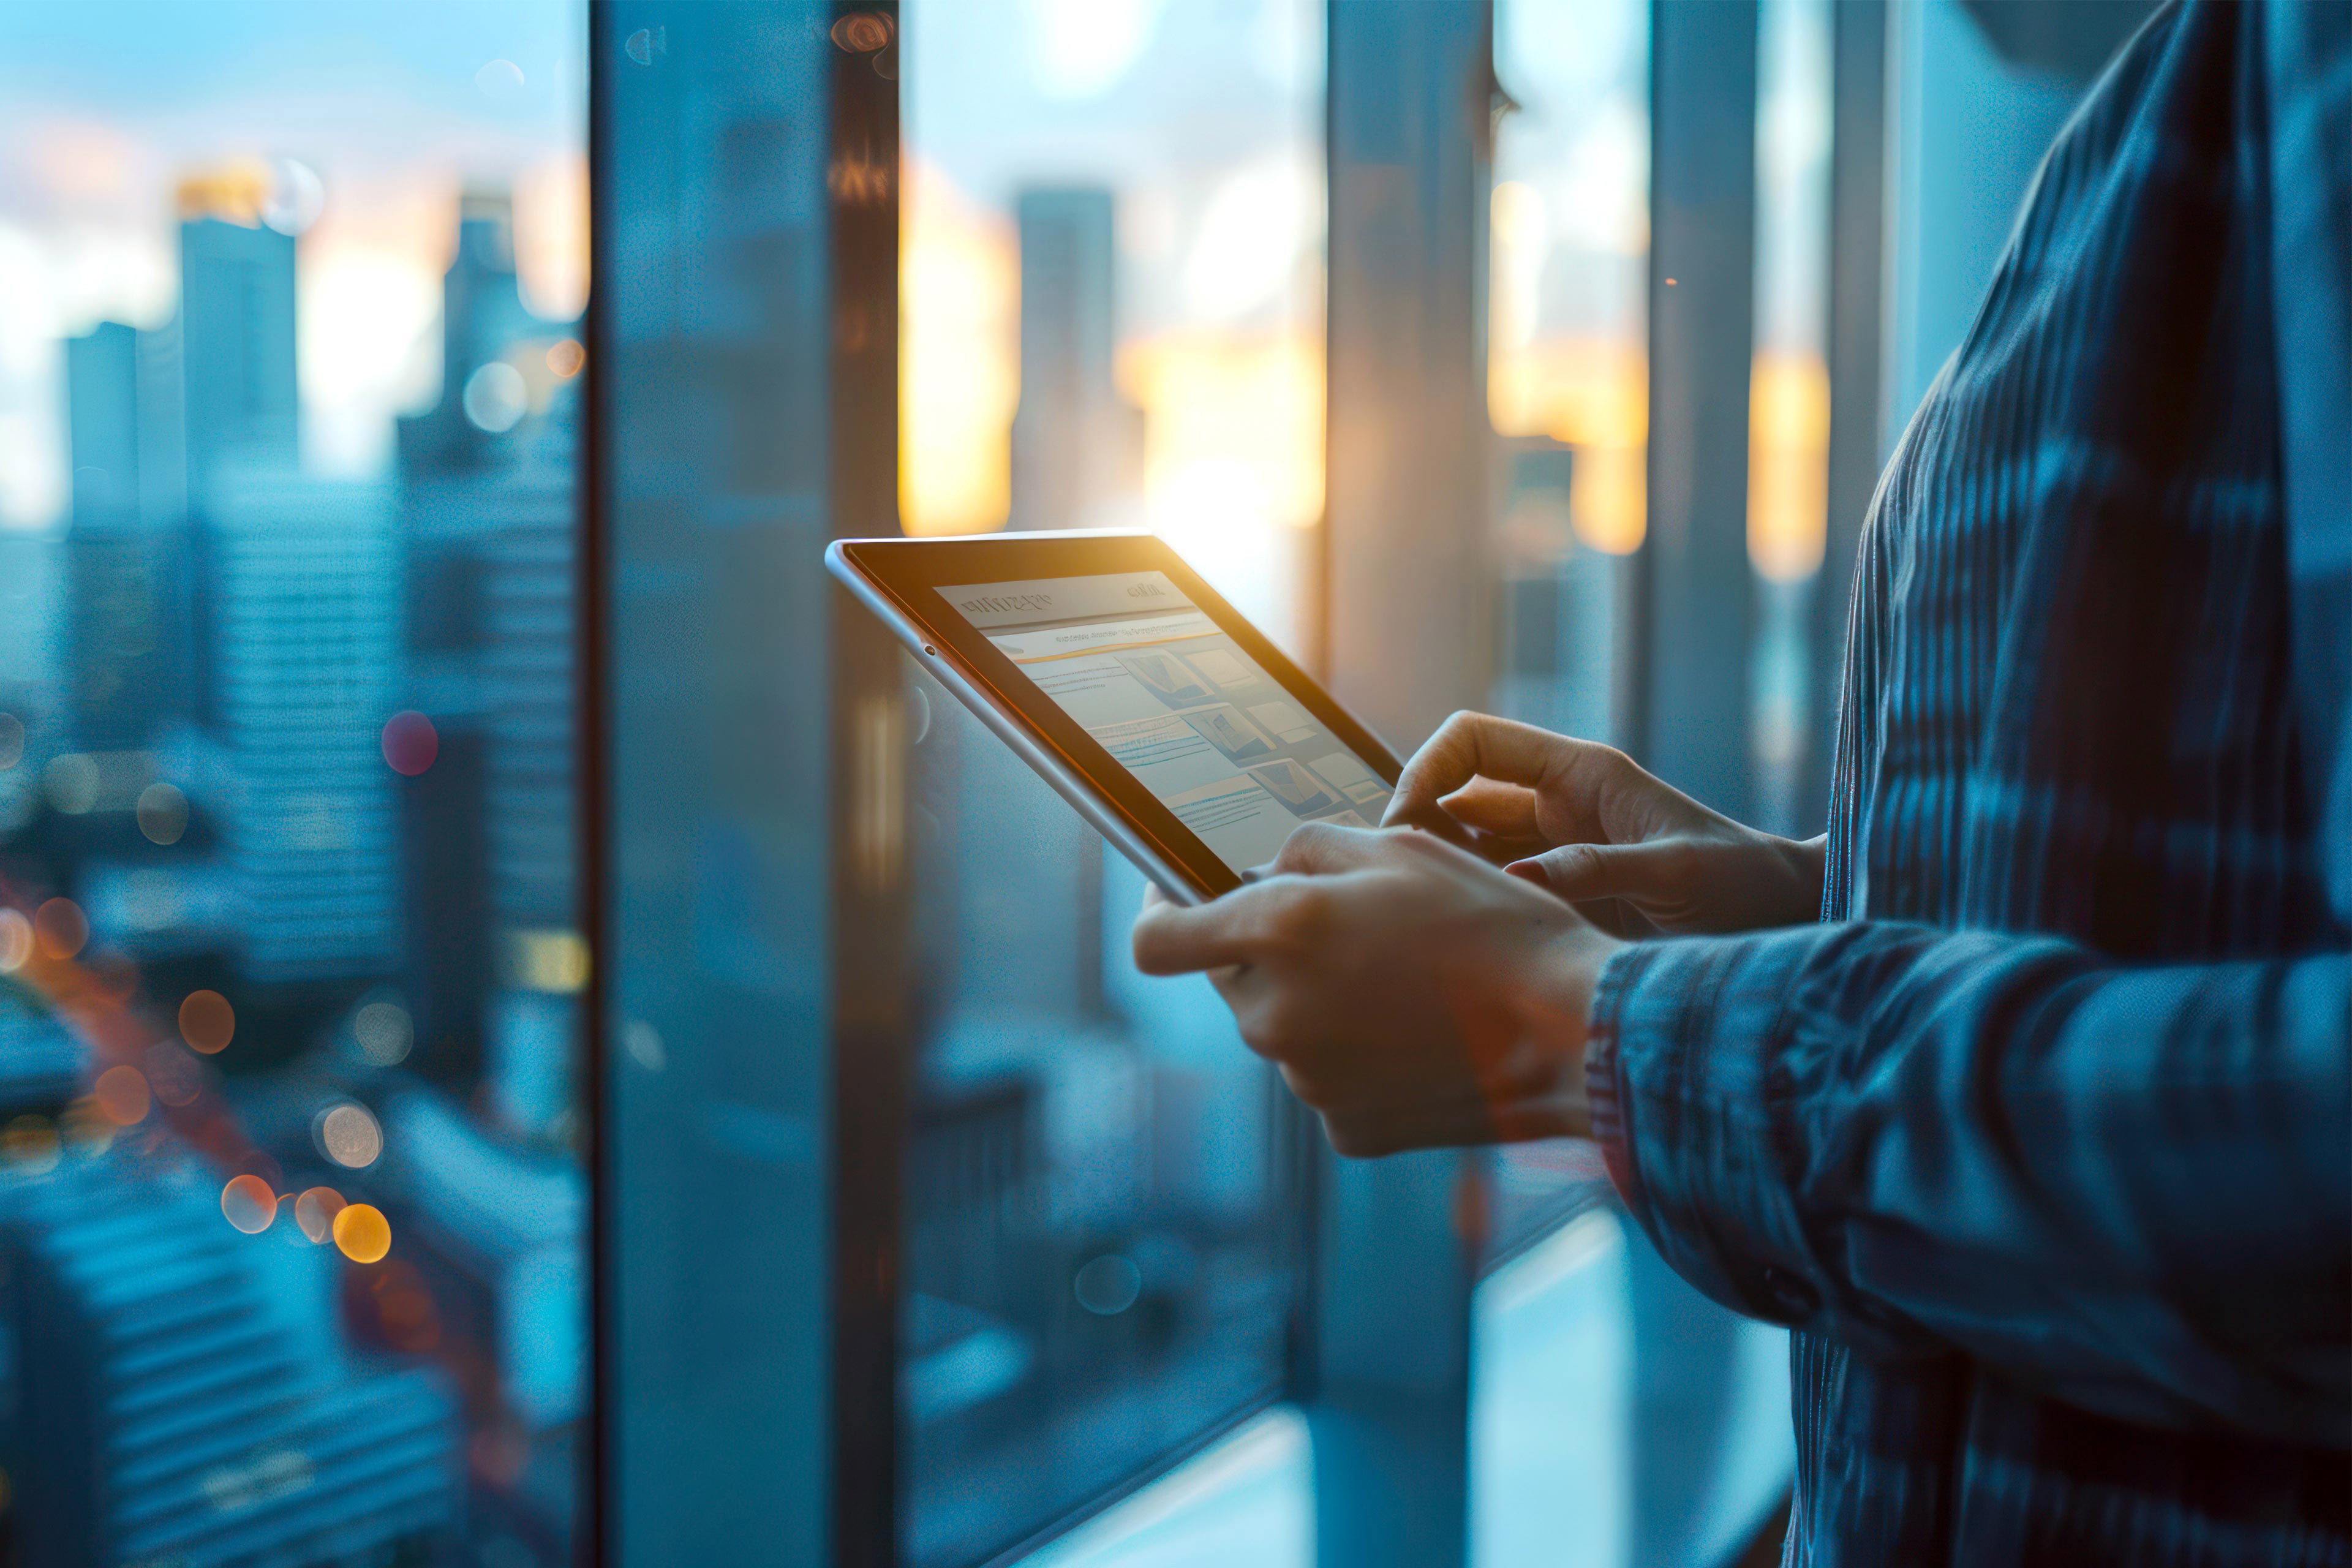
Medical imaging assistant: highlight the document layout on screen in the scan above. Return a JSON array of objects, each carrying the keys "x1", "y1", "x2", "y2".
[{"x1": 940, "y1": 570, "x2": 1393, "y2": 872}]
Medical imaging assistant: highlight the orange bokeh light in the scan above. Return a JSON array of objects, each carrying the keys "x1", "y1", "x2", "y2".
[
  {"x1": 220, "y1": 1174, "x2": 277, "y2": 1234},
  {"x1": 94, "y1": 1065, "x2": 151, "y2": 1125},
  {"x1": 33, "y1": 899, "x2": 87, "y2": 960},
  {"x1": 332, "y1": 1202, "x2": 391, "y2": 1264},
  {"x1": 179, "y1": 990, "x2": 236, "y2": 1054}
]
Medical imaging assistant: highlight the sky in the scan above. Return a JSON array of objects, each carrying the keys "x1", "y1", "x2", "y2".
[
  {"x1": 0, "y1": 0, "x2": 1808, "y2": 605},
  {"x1": 0, "y1": 0, "x2": 586, "y2": 526}
]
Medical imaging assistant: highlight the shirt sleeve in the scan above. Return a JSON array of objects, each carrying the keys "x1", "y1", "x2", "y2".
[
  {"x1": 1577, "y1": 0, "x2": 2352, "y2": 1452},
  {"x1": 1584, "y1": 924, "x2": 2351, "y2": 1446}
]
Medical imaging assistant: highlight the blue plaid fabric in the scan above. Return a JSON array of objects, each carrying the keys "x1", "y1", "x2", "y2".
[{"x1": 1585, "y1": 3, "x2": 2352, "y2": 1562}]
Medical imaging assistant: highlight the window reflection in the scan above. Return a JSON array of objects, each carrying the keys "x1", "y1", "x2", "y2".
[
  {"x1": 900, "y1": 2, "x2": 1323, "y2": 1561},
  {"x1": 1487, "y1": 0, "x2": 1650, "y2": 752},
  {"x1": 1480, "y1": 0, "x2": 1650, "y2": 1253},
  {"x1": 0, "y1": 7, "x2": 587, "y2": 1562},
  {"x1": 1749, "y1": 0, "x2": 1835, "y2": 835}
]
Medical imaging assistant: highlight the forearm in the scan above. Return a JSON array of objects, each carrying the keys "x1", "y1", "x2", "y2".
[{"x1": 1587, "y1": 922, "x2": 2351, "y2": 1442}]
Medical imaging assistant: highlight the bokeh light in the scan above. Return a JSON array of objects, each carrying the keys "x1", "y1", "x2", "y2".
[
  {"x1": 475, "y1": 56, "x2": 527, "y2": 99},
  {"x1": 261, "y1": 157, "x2": 325, "y2": 236},
  {"x1": 380, "y1": 710, "x2": 439, "y2": 776},
  {"x1": 333, "y1": 1202, "x2": 392, "y2": 1264},
  {"x1": 179, "y1": 989, "x2": 236, "y2": 1054},
  {"x1": 94, "y1": 1065, "x2": 151, "y2": 1125},
  {"x1": 0, "y1": 710, "x2": 23, "y2": 769},
  {"x1": 0, "y1": 909, "x2": 30, "y2": 972},
  {"x1": 221, "y1": 1174, "x2": 277, "y2": 1234},
  {"x1": 294, "y1": 1186, "x2": 347, "y2": 1244},
  {"x1": 136, "y1": 781, "x2": 191, "y2": 845},
  {"x1": 1073, "y1": 1254, "x2": 1143, "y2": 1316},
  {"x1": 33, "y1": 898, "x2": 88, "y2": 960},
  {"x1": 318, "y1": 1102, "x2": 383, "y2": 1169},
  {"x1": 43, "y1": 753, "x2": 99, "y2": 814},
  {"x1": 462, "y1": 361, "x2": 529, "y2": 432},
  {"x1": 546, "y1": 337, "x2": 585, "y2": 377},
  {"x1": 831, "y1": 11, "x2": 892, "y2": 51},
  {"x1": 145, "y1": 1041, "x2": 205, "y2": 1107},
  {"x1": 353, "y1": 1000, "x2": 414, "y2": 1066}
]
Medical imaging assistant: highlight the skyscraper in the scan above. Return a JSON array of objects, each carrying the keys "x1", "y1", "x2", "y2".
[
  {"x1": 0, "y1": 987, "x2": 80, "y2": 1117},
  {"x1": 63, "y1": 322, "x2": 189, "y2": 749},
  {"x1": 399, "y1": 190, "x2": 546, "y2": 478},
  {"x1": 208, "y1": 469, "x2": 404, "y2": 986},
  {"x1": 394, "y1": 189, "x2": 579, "y2": 1108},
  {"x1": 1, "y1": 1145, "x2": 461, "y2": 1564},
  {"x1": 1009, "y1": 186, "x2": 1144, "y2": 534},
  {"x1": 178, "y1": 214, "x2": 299, "y2": 485}
]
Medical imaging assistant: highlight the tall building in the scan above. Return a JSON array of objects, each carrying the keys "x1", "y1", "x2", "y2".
[
  {"x1": 0, "y1": 988, "x2": 80, "y2": 1117},
  {"x1": 0, "y1": 1145, "x2": 461, "y2": 1564},
  {"x1": 64, "y1": 197, "x2": 299, "y2": 758},
  {"x1": 208, "y1": 470, "x2": 404, "y2": 985},
  {"x1": 178, "y1": 214, "x2": 299, "y2": 484},
  {"x1": 1491, "y1": 437, "x2": 1626, "y2": 747},
  {"x1": 1008, "y1": 186, "x2": 1144, "y2": 534},
  {"x1": 399, "y1": 190, "x2": 546, "y2": 478},
  {"x1": 64, "y1": 322, "x2": 190, "y2": 749},
  {"x1": 395, "y1": 190, "x2": 579, "y2": 1106},
  {"x1": 929, "y1": 185, "x2": 1153, "y2": 1043}
]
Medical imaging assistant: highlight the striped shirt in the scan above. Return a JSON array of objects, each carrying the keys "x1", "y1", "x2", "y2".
[{"x1": 1586, "y1": 2, "x2": 2351, "y2": 1562}]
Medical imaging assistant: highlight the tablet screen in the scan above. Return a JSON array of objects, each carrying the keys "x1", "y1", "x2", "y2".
[{"x1": 940, "y1": 570, "x2": 1395, "y2": 872}]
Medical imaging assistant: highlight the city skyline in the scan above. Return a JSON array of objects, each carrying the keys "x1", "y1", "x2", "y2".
[{"x1": 0, "y1": 129, "x2": 590, "y2": 1559}]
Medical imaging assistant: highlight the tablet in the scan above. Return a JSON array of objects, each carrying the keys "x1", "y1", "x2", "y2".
[{"x1": 826, "y1": 532, "x2": 1403, "y2": 903}]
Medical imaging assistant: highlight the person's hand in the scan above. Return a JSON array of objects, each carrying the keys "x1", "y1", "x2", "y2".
[
  {"x1": 1382, "y1": 711, "x2": 1823, "y2": 937},
  {"x1": 1131, "y1": 821, "x2": 1618, "y2": 1156}
]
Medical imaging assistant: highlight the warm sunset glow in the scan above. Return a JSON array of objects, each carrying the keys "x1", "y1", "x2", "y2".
[
  {"x1": 899, "y1": 158, "x2": 1326, "y2": 597},
  {"x1": 1747, "y1": 349, "x2": 1830, "y2": 581},
  {"x1": 899, "y1": 160, "x2": 1019, "y2": 536},
  {"x1": 513, "y1": 151, "x2": 590, "y2": 319},
  {"x1": 176, "y1": 161, "x2": 271, "y2": 225},
  {"x1": 1490, "y1": 338, "x2": 1649, "y2": 555},
  {"x1": 1123, "y1": 332, "x2": 1324, "y2": 537}
]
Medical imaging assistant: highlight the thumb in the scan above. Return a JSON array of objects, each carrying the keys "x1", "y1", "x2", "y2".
[{"x1": 1506, "y1": 839, "x2": 1686, "y2": 905}]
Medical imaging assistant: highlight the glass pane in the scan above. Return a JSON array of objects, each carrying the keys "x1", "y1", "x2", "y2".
[
  {"x1": 1749, "y1": 0, "x2": 1834, "y2": 834},
  {"x1": 899, "y1": 3, "x2": 1324, "y2": 1562},
  {"x1": 595, "y1": 2, "x2": 848, "y2": 1561},
  {"x1": 1488, "y1": 0, "x2": 1651, "y2": 750},
  {"x1": 0, "y1": 6, "x2": 588, "y2": 1563},
  {"x1": 1481, "y1": 0, "x2": 1651, "y2": 1262}
]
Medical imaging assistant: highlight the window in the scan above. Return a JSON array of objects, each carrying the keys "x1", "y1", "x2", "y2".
[
  {"x1": 2, "y1": 5, "x2": 1847, "y2": 1564},
  {"x1": 899, "y1": 4, "x2": 1325, "y2": 1561},
  {"x1": 0, "y1": 5, "x2": 589, "y2": 1564},
  {"x1": 1487, "y1": 0, "x2": 1650, "y2": 753},
  {"x1": 1749, "y1": 0, "x2": 1834, "y2": 835}
]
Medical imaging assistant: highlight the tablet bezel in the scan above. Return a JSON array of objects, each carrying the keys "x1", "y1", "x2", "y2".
[{"x1": 829, "y1": 532, "x2": 1404, "y2": 901}]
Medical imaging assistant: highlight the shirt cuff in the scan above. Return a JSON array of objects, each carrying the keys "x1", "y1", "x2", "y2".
[{"x1": 1580, "y1": 929, "x2": 1832, "y2": 1327}]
